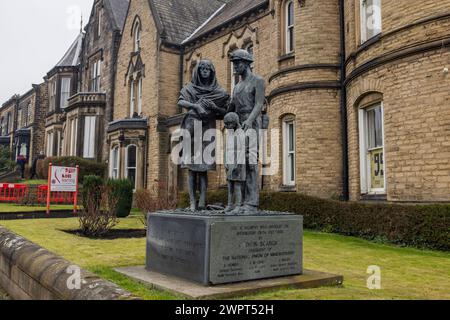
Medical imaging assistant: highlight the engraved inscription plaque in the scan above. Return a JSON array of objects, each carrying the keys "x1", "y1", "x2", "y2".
[
  {"x1": 146, "y1": 216, "x2": 208, "y2": 284},
  {"x1": 209, "y1": 218, "x2": 303, "y2": 284}
]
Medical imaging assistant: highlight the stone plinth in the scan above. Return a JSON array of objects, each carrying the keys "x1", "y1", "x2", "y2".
[{"x1": 146, "y1": 211, "x2": 303, "y2": 285}]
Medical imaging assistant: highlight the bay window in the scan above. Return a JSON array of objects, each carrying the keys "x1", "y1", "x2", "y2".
[
  {"x1": 125, "y1": 145, "x2": 137, "y2": 189},
  {"x1": 83, "y1": 116, "x2": 96, "y2": 159},
  {"x1": 60, "y1": 77, "x2": 71, "y2": 109},
  {"x1": 110, "y1": 146, "x2": 120, "y2": 179}
]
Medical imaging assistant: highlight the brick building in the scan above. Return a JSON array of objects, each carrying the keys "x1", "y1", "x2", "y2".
[
  {"x1": 2, "y1": 0, "x2": 449, "y2": 203},
  {"x1": 108, "y1": 0, "x2": 450, "y2": 203},
  {"x1": 45, "y1": 0, "x2": 129, "y2": 162}
]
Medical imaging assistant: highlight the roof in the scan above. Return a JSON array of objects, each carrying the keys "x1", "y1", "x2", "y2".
[
  {"x1": 104, "y1": 0, "x2": 130, "y2": 31},
  {"x1": 185, "y1": 0, "x2": 269, "y2": 43},
  {"x1": 150, "y1": 0, "x2": 231, "y2": 45},
  {"x1": 55, "y1": 33, "x2": 83, "y2": 67}
]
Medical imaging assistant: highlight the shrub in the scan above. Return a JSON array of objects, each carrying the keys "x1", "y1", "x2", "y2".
[
  {"x1": 178, "y1": 191, "x2": 450, "y2": 251},
  {"x1": 106, "y1": 179, "x2": 134, "y2": 218},
  {"x1": 78, "y1": 184, "x2": 118, "y2": 237},
  {"x1": 135, "y1": 185, "x2": 178, "y2": 226},
  {"x1": 0, "y1": 146, "x2": 15, "y2": 173},
  {"x1": 82, "y1": 175, "x2": 104, "y2": 211},
  {"x1": 37, "y1": 157, "x2": 106, "y2": 183}
]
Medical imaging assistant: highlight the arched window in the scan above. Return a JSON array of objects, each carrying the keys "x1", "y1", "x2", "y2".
[
  {"x1": 110, "y1": 146, "x2": 120, "y2": 179},
  {"x1": 285, "y1": 0, "x2": 295, "y2": 54},
  {"x1": 282, "y1": 115, "x2": 296, "y2": 186},
  {"x1": 133, "y1": 20, "x2": 141, "y2": 52},
  {"x1": 358, "y1": 98, "x2": 385, "y2": 195},
  {"x1": 125, "y1": 145, "x2": 137, "y2": 189}
]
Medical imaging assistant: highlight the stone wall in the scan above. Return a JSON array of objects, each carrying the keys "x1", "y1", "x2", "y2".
[{"x1": 0, "y1": 227, "x2": 136, "y2": 300}]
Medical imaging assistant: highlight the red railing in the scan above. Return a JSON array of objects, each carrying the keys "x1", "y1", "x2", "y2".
[
  {"x1": 0, "y1": 184, "x2": 28, "y2": 203},
  {"x1": 37, "y1": 185, "x2": 75, "y2": 205}
]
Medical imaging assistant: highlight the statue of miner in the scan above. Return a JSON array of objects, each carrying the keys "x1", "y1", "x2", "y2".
[{"x1": 227, "y1": 49, "x2": 266, "y2": 214}]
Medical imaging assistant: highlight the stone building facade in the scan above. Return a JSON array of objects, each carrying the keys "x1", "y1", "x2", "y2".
[
  {"x1": 0, "y1": 96, "x2": 19, "y2": 153},
  {"x1": 46, "y1": 0, "x2": 129, "y2": 162},
  {"x1": 109, "y1": 0, "x2": 450, "y2": 203},
  {"x1": 3, "y1": 0, "x2": 449, "y2": 203},
  {"x1": 16, "y1": 84, "x2": 48, "y2": 165}
]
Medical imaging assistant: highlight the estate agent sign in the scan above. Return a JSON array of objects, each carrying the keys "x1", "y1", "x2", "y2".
[
  {"x1": 50, "y1": 166, "x2": 78, "y2": 192},
  {"x1": 46, "y1": 163, "x2": 79, "y2": 214}
]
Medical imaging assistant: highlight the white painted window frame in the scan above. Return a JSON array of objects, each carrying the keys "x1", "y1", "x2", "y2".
[
  {"x1": 70, "y1": 118, "x2": 78, "y2": 157},
  {"x1": 282, "y1": 117, "x2": 296, "y2": 186},
  {"x1": 110, "y1": 146, "x2": 120, "y2": 179},
  {"x1": 46, "y1": 131, "x2": 54, "y2": 157},
  {"x1": 360, "y1": 0, "x2": 382, "y2": 44},
  {"x1": 125, "y1": 144, "x2": 138, "y2": 190},
  {"x1": 137, "y1": 77, "x2": 142, "y2": 115},
  {"x1": 60, "y1": 77, "x2": 71, "y2": 109},
  {"x1": 130, "y1": 79, "x2": 135, "y2": 116},
  {"x1": 359, "y1": 102, "x2": 386, "y2": 195},
  {"x1": 83, "y1": 116, "x2": 96, "y2": 158},
  {"x1": 285, "y1": 0, "x2": 295, "y2": 54},
  {"x1": 134, "y1": 21, "x2": 141, "y2": 52}
]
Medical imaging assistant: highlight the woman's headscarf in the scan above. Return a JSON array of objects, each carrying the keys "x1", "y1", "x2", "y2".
[{"x1": 179, "y1": 60, "x2": 229, "y2": 110}]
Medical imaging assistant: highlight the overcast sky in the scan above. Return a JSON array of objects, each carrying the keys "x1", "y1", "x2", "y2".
[{"x1": 0, "y1": 1, "x2": 93, "y2": 103}]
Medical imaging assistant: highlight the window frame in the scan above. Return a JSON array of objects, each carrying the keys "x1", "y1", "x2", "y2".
[
  {"x1": 359, "y1": 102, "x2": 386, "y2": 195},
  {"x1": 83, "y1": 116, "x2": 96, "y2": 159},
  {"x1": 285, "y1": 0, "x2": 295, "y2": 54},
  {"x1": 60, "y1": 77, "x2": 72, "y2": 110},
  {"x1": 360, "y1": 0, "x2": 382, "y2": 44},
  {"x1": 282, "y1": 116, "x2": 296, "y2": 187},
  {"x1": 130, "y1": 79, "x2": 136, "y2": 116},
  {"x1": 110, "y1": 145, "x2": 120, "y2": 179},
  {"x1": 90, "y1": 60, "x2": 101, "y2": 92},
  {"x1": 69, "y1": 118, "x2": 78, "y2": 157},
  {"x1": 134, "y1": 21, "x2": 141, "y2": 53},
  {"x1": 137, "y1": 77, "x2": 142, "y2": 115},
  {"x1": 125, "y1": 144, "x2": 138, "y2": 190},
  {"x1": 46, "y1": 131, "x2": 54, "y2": 156}
]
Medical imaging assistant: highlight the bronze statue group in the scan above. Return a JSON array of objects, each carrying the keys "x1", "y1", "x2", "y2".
[{"x1": 178, "y1": 49, "x2": 266, "y2": 215}]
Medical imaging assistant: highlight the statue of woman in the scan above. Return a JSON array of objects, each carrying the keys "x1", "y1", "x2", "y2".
[{"x1": 178, "y1": 60, "x2": 229, "y2": 211}]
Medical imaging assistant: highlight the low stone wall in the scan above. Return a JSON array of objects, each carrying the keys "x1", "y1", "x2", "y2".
[{"x1": 0, "y1": 227, "x2": 137, "y2": 300}]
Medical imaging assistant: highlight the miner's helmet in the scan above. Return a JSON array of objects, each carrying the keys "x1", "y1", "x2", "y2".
[{"x1": 230, "y1": 48, "x2": 254, "y2": 63}]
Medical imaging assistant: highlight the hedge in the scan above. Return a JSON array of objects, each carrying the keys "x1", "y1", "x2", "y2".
[
  {"x1": 178, "y1": 190, "x2": 450, "y2": 251},
  {"x1": 37, "y1": 157, "x2": 107, "y2": 183}
]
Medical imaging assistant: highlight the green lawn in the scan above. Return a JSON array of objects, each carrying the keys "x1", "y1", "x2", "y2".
[
  {"x1": 0, "y1": 214, "x2": 449, "y2": 300},
  {"x1": 0, "y1": 203, "x2": 75, "y2": 213},
  {"x1": 22, "y1": 180, "x2": 48, "y2": 186}
]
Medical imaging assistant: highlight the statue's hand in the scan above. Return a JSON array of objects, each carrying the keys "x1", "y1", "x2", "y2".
[{"x1": 242, "y1": 119, "x2": 253, "y2": 131}]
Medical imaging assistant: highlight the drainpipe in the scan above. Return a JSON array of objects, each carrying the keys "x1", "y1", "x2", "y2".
[{"x1": 339, "y1": 0, "x2": 349, "y2": 201}]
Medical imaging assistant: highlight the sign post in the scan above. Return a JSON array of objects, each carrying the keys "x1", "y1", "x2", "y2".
[
  {"x1": 73, "y1": 165, "x2": 79, "y2": 214},
  {"x1": 46, "y1": 164, "x2": 79, "y2": 215},
  {"x1": 46, "y1": 163, "x2": 52, "y2": 215}
]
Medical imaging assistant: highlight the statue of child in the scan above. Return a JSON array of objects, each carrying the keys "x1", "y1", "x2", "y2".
[{"x1": 223, "y1": 112, "x2": 246, "y2": 215}]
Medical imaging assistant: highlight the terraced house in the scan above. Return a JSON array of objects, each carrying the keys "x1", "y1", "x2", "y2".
[
  {"x1": 45, "y1": 0, "x2": 129, "y2": 162},
  {"x1": 108, "y1": 0, "x2": 450, "y2": 203}
]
